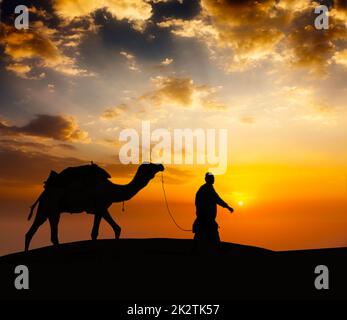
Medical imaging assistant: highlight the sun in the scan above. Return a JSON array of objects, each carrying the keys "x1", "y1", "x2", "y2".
[{"x1": 238, "y1": 200, "x2": 244, "y2": 207}]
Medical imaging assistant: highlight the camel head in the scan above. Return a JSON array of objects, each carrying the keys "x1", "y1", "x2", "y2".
[{"x1": 136, "y1": 162, "x2": 164, "y2": 182}]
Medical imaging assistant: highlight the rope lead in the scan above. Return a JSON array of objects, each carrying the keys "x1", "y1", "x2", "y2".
[{"x1": 161, "y1": 172, "x2": 192, "y2": 232}]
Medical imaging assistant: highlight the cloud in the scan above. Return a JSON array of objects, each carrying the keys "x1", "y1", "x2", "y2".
[
  {"x1": 157, "y1": 17, "x2": 218, "y2": 40},
  {"x1": 48, "y1": 84, "x2": 55, "y2": 93},
  {"x1": 271, "y1": 85, "x2": 339, "y2": 125},
  {"x1": 146, "y1": 76, "x2": 195, "y2": 106},
  {"x1": 333, "y1": 49, "x2": 347, "y2": 68},
  {"x1": 0, "y1": 21, "x2": 92, "y2": 77},
  {"x1": 240, "y1": 116, "x2": 255, "y2": 124},
  {"x1": 0, "y1": 146, "x2": 86, "y2": 187},
  {"x1": 0, "y1": 22, "x2": 60, "y2": 61},
  {"x1": 120, "y1": 51, "x2": 140, "y2": 71},
  {"x1": 0, "y1": 139, "x2": 52, "y2": 152},
  {"x1": 0, "y1": 144, "x2": 190, "y2": 187},
  {"x1": 5, "y1": 62, "x2": 46, "y2": 80},
  {"x1": 100, "y1": 76, "x2": 227, "y2": 120},
  {"x1": 161, "y1": 58, "x2": 173, "y2": 66},
  {"x1": 276, "y1": 0, "x2": 314, "y2": 11},
  {"x1": 314, "y1": 101, "x2": 334, "y2": 114},
  {"x1": 285, "y1": 7, "x2": 347, "y2": 74},
  {"x1": 28, "y1": 6, "x2": 52, "y2": 20},
  {"x1": 158, "y1": 0, "x2": 287, "y2": 71},
  {"x1": 142, "y1": 76, "x2": 227, "y2": 109},
  {"x1": 331, "y1": 0, "x2": 347, "y2": 27},
  {"x1": 53, "y1": 0, "x2": 155, "y2": 31},
  {"x1": 154, "y1": 57, "x2": 174, "y2": 71},
  {"x1": 0, "y1": 139, "x2": 77, "y2": 153},
  {"x1": 0, "y1": 115, "x2": 89, "y2": 142},
  {"x1": 100, "y1": 104, "x2": 127, "y2": 120},
  {"x1": 57, "y1": 143, "x2": 78, "y2": 150},
  {"x1": 5, "y1": 63, "x2": 32, "y2": 78},
  {"x1": 158, "y1": 0, "x2": 347, "y2": 74}
]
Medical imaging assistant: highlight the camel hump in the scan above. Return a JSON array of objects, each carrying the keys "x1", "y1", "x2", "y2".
[
  {"x1": 44, "y1": 170, "x2": 59, "y2": 188},
  {"x1": 44, "y1": 163, "x2": 111, "y2": 189}
]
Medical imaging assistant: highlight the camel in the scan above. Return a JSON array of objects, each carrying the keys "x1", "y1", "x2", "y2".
[{"x1": 25, "y1": 163, "x2": 164, "y2": 251}]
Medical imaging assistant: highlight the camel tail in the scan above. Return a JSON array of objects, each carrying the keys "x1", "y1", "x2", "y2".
[{"x1": 27, "y1": 193, "x2": 42, "y2": 221}]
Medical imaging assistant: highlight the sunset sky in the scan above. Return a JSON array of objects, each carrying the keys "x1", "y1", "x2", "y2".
[{"x1": 1, "y1": 0, "x2": 347, "y2": 255}]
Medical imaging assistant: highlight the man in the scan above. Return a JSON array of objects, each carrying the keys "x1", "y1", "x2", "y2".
[{"x1": 193, "y1": 172, "x2": 234, "y2": 251}]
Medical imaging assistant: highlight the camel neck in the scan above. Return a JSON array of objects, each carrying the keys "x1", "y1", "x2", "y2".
[
  {"x1": 111, "y1": 170, "x2": 150, "y2": 202},
  {"x1": 125, "y1": 174, "x2": 148, "y2": 194}
]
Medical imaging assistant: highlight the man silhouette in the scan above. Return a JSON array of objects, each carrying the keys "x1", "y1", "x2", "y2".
[{"x1": 193, "y1": 172, "x2": 234, "y2": 252}]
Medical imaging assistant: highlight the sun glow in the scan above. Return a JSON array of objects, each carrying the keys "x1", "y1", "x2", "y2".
[{"x1": 238, "y1": 200, "x2": 244, "y2": 207}]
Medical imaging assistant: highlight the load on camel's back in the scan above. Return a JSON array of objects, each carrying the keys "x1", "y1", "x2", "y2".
[
  {"x1": 44, "y1": 162, "x2": 111, "y2": 189},
  {"x1": 28, "y1": 162, "x2": 111, "y2": 220},
  {"x1": 25, "y1": 162, "x2": 164, "y2": 251}
]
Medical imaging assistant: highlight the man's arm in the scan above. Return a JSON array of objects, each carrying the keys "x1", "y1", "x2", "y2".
[{"x1": 213, "y1": 189, "x2": 234, "y2": 213}]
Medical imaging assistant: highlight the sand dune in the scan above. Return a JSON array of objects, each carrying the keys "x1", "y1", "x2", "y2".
[{"x1": 0, "y1": 239, "x2": 346, "y2": 300}]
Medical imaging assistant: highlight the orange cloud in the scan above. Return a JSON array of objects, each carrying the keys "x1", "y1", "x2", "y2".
[
  {"x1": 240, "y1": 116, "x2": 255, "y2": 124},
  {"x1": 100, "y1": 104, "x2": 127, "y2": 120},
  {"x1": 101, "y1": 76, "x2": 227, "y2": 119},
  {"x1": 5, "y1": 63, "x2": 32, "y2": 78},
  {"x1": 158, "y1": 0, "x2": 347, "y2": 74},
  {"x1": 120, "y1": 51, "x2": 140, "y2": 71},
  {"x1": 333, "y1": 49, "x2": 347, "y2": 67},
  {"x1": 331, "y1": 0, "x2": 347, "y2": 26},
  {"x1": 147, "y1": 76, "x2": 195, "y2": 106},
  {"x1": 0, "y1": 21, "x2": 92, "y2": 77},
  {"x1": 0, "y1": 143, "x2": 190, "y2": 189},
  {"x1": 28, "y1": 6, "x2": 52, "y2": 20},
  {"x1": 143, "y1": 76, "x2": 227, "y2": 109},
  {"x1": 158, "y1": 0, "x2": 287, "y2": 71},
  {"x1": 53, "y1": 0, "x2": 154, "y2": 31},
  {"x1": 0, "y1": 115, "x2": 89, "y2": 142},
  {"x1": 161, "y1": 58, "x2": 173, "y2": 66},
  {"x1": 1, "y1": 22, "x2": 60, "y2": 61},
  {"x1": 286, "y1": 8, "x2": 347, "y2": 74}
]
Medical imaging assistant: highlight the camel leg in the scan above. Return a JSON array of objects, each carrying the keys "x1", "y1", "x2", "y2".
[
  {"x1": 49, "y1": 213, "x2": 60, "y2": 246},
  {"x1": 25, "y1": 210, "x2": 47, "y2": 252},
  {"x1": 102, "y1": 210, "x2": 121, "y2": 239},
  {"x1": 91, "y1": 214, "x2": 102, "y2": 240}
]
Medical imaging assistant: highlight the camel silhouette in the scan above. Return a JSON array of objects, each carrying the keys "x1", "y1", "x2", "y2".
[{"x1": 25, "y1": 163, "x2": 164, "y2": 251}]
